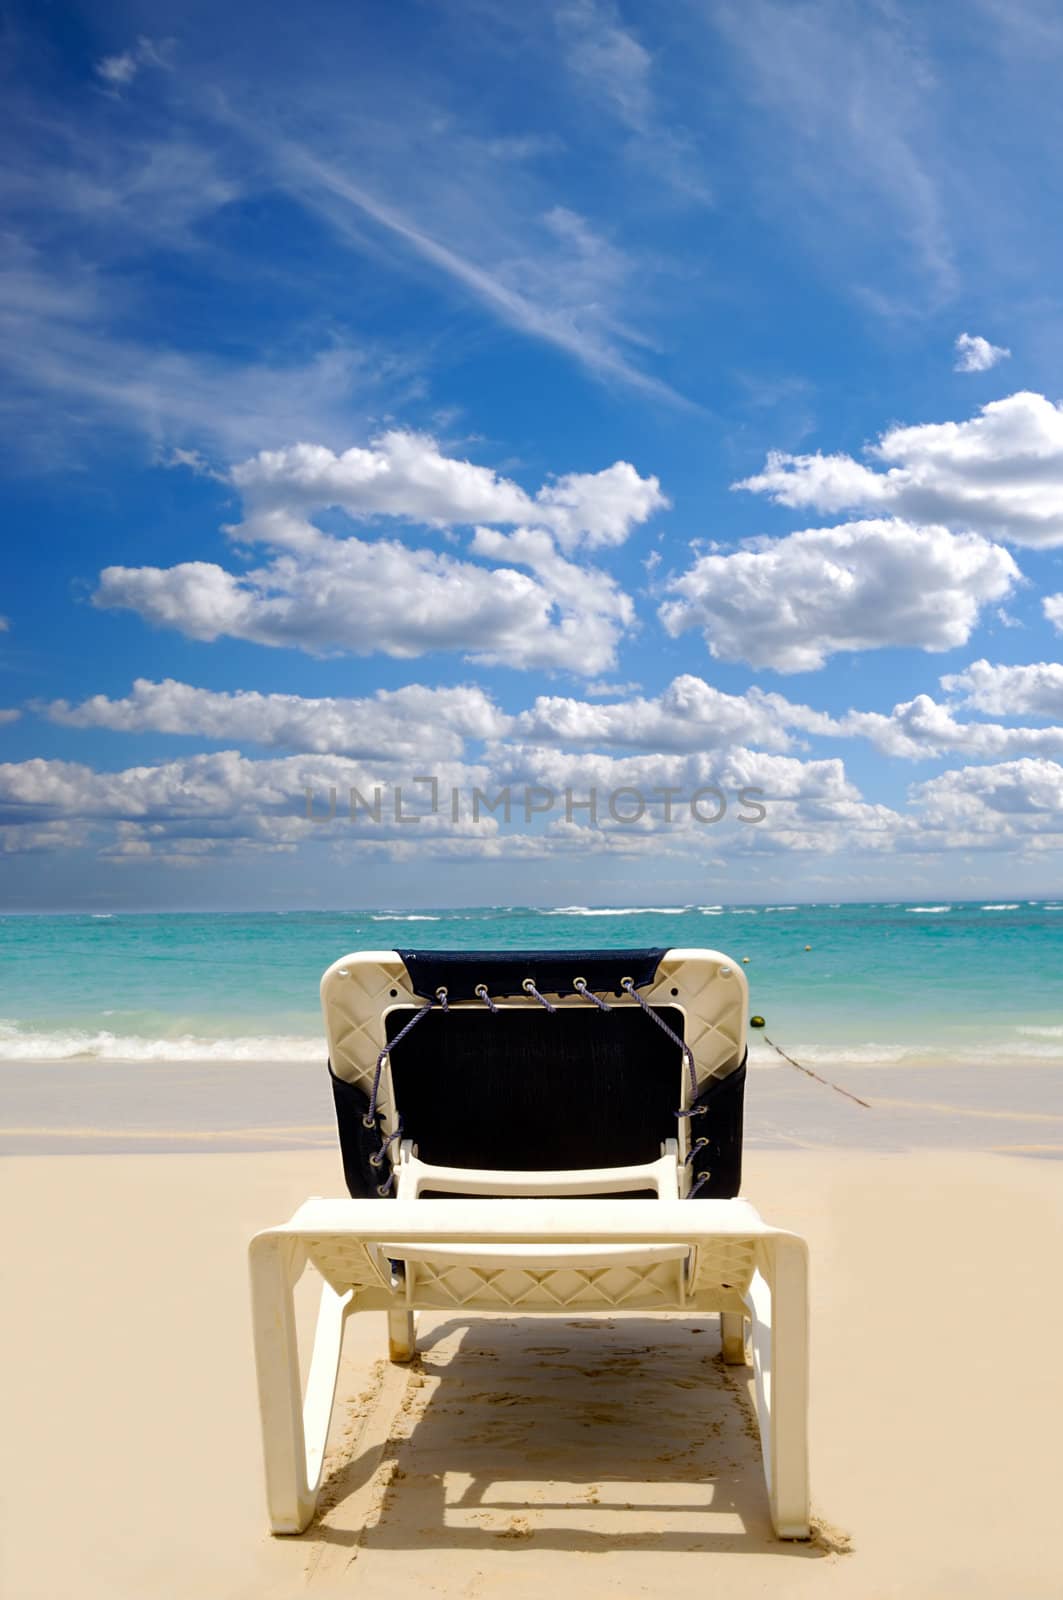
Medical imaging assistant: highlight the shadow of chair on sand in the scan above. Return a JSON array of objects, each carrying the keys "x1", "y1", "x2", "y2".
[{"x1": 300, "y1": 1315, "x2": 843, "y2": 1563}]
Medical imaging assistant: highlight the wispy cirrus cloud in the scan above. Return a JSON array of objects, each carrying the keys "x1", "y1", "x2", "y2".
[
  {"x1": 706, "y1": 0, "x2": 955, "y2": 298},
  {"x1": 95, "y1": 36, "x2": 172, "y2": 91},
  {"x1": 553, "y1": 0, "x2": 712, "y2": 204},
  {"x1": 1, "y1": 18, "x2": 699, "y2": 461},
  {"x1": 954, "y1": 331, "x2": 1011, "y2": 372},
  {"x1": 0, "y1": 294, "x2": 394, "y2": 459},
  {"x1": 0, "y1": 174, "x2": 407, "y2": 458},
  {"x1": 241, "y1": 125, "x2": 693, "y2": 408}
]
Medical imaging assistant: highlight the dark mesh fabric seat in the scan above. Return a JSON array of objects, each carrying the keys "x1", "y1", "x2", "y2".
[{"x1": 326, "y1": 947, "x2": 746, "y2": 1202}]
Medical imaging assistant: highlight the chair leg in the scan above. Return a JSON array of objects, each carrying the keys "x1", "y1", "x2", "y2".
[
  {"x1": 746, "y1": 1236, "x2": 810, "y2": 1539},
  {"x1": 720, "y1": 1310, "x2": 747, "y2": 1364},
  {"x1": 249, "y1": 1235, "x2": 352, "y2": 1534},
  {"x1": 388, "y1": 1308, "x2": 417, "y2": 1363}
]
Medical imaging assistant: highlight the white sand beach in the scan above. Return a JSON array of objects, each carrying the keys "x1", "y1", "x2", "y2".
[{"x1": 4, "y1": 1105, "x2": 1063, "y2": 1600}]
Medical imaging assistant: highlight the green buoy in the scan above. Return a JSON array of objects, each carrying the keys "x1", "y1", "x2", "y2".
[{"x1": 750, "y1": 1014, "x2": 765, "y2": 1028}]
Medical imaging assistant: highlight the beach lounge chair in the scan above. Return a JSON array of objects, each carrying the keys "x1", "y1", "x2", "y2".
[{"x1": 249, "y1": 947, "x2": 810, "y2": 1539}]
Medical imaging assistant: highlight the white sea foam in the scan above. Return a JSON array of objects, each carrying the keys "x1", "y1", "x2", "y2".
[
  {"x1": 980, "y1": 904, "x2": 1020, "y2": 911},
  {"x1": 768, "y1": 1041, "x2": 915, "y2": 1066},
  {"x1": 1018, "y1": 1025, "x2": 1063, "y2": 1038},
  {"x1": 544, "y1": 906, "x2": 689, "y2": 916},
  {"x1": 763, "y1": 906, "x2": 799, "y2": 912},
  {"x1": 907, "y1": 905, "x2": 952, "y2": 914},
  {"x1": 369, "y1": 913, "x2": 441, "y2": 921},
  {"x1": 0, "y1": 1021, "x2": 323, "y2": 1063},
  {"x1": 697, "y1": 905, "x2": 723, "y2": 914},
  {"x1": 752, "y1": 1034, "x2": 1063, "y2": 1067}
]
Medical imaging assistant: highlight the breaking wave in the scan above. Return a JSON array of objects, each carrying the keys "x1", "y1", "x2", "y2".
[{"x1": 0, "y1": 1021, "x2": 323, "y2": 1063}]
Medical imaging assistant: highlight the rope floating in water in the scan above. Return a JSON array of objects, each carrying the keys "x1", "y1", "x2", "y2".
[{"x1": 762, "y1": 1033, "x2": 871, "y2": 1109}]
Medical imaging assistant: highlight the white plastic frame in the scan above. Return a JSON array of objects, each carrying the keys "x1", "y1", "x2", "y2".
[
  {"x1": 250, "y1": 1197, "x2": 809, "y2": 1540},
  {"x1": 249, "y1": 949, "x2": 808, "y2": 1541}
]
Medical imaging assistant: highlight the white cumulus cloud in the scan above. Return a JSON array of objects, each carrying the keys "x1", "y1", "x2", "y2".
[
  {"x1": 94, "y1": 539, "x2": 630, "y2": 676},
  {"x1": 735, "y1": 392, "x2": 1063, "y2": 548},
  {"x1": 41, "y1": 679, "x2": 508, "y2": 760},
  {"x1": 94, "y1": 432, "x2": 665, "y2": 675},
  {"x1": 512, "y1": 674, "x2": 833, "y2": 752},
  {"x1": 911, "y1": 758, "x2": 1063, "y2": 845},
  {"x1": 659, "y1": 519, "x2": 1019, "y2": 672},
  {"x1": 940, "y1": 659, "x2": 1063, "y2": 720},
  {"x1": 229, "y1": 431, "x2": 666, "y2": 551},
  {"x1": 839, "y1": 696, "x2": 1063, "y2": 761}
]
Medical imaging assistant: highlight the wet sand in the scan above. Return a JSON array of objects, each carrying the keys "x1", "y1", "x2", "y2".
[{"x1": 3, "y1": 1056, "x2": 1063, "y2": 1155}]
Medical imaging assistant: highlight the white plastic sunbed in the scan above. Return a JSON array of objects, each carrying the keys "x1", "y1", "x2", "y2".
[{"x1": 249, "y1": 947, "x2": 810, "y2": 1539}]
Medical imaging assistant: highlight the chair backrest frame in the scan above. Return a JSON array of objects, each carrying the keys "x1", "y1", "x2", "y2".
[{"x1": 322, "y1": 947, "x2": 748, "y2": 1201}]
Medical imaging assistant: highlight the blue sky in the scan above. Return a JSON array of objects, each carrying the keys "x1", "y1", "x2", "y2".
[{"x1": 3, "y1": 0, "x2": 1063, "y2": 909}]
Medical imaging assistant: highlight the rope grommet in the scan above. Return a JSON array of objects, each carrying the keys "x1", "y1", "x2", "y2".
[
  {"x1": 522, "y1": 977, "x2": 556, "y2": 1012},
  {"x1": 362, "y1": 1113, "x2": 377, "y2": 1129},
  {"x1": 684, "y1": 1134, "x2": 709, "y2": 1165},
  {"x1": 435, "y1": 986, "x2": 449, "y2": 1011},
  {"x1": 376, "y1": 1182, "x2": 392, "y2": 1197},
  {"x1": 573, "y1": 976, "x2": 611, "y2": 1011},
  {"x1": 475, "y1": 983, "x2": 500, "y2": 1012}
]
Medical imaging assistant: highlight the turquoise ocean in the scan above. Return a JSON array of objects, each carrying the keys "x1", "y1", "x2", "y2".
[{"x1": 2, "y1": 902, "x2": 1062, "y2": 1070}]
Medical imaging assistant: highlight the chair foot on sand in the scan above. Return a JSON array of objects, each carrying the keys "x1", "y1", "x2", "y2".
[
  {"x1": 387, "y1": 1307, "x2": 417, "y2": 1362},
  {"x1": 721, "y1": 1309, "x2": 748, "y2": 1363}
]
